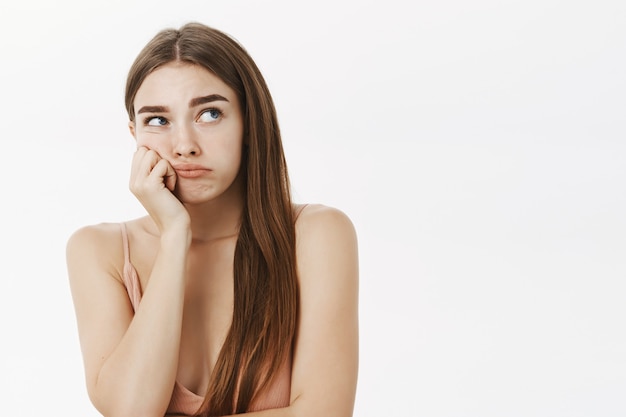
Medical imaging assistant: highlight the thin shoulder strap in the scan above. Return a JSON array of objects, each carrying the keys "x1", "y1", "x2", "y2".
[
  {"x1": 295, "y1": 204, "x2": 309, "y2": 221},
  {"x1": 119, "y1": 222, "x2": 142, "y2": 311},
  {"x1": 120, "y1": 222, "x2": 131, "y2": 265}
]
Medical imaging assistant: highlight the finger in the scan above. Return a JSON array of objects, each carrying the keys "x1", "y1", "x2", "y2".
[
  {"x1": 130, "y1": 147, "x2": 149, "y2": 178},
  {"x1": 150, "y1": 158, "x2": 177, "y2": 191},
  {"x1": 130, "y1": 149, "x2": 147, "y2": 191},
  {"x1": 130, "y1": 147, "x2": 161, "y2": 179},
  {"x1": 162, "y1": 161, "x2": 177, "y2": 192},
  {"x1": 130, "y1": 148, "x2": 160, "y2": 193},
  {"x1": 137, "y1": 149, "x2": 161, "y2": 178}
]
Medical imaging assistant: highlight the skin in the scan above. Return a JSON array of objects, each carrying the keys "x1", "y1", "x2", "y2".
[{"x1": 67, "y1": 62, "x2": 359, "y2": 417}]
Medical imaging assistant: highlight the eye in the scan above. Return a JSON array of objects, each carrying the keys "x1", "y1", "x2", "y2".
[
  {"x1": 145, "y1": 116, "x2": 168, "y2": 126},
  {"x1": 198, "y1": 108, "x2": 222, "y2": 123}
]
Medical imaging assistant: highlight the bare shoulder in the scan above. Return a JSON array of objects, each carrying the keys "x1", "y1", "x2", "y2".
[
  {"x1": 67, "y1": 222, "x2": 123, "y2": 246},
  {"x1": 294, "y1": 204, "x2": 358, "y2": 283},
  {"x1": 66, "y1": 222, "x2": 126, "y2": 282},
  {"x1": 295, "y1": 204, "x2": 357, "y2": 242}
]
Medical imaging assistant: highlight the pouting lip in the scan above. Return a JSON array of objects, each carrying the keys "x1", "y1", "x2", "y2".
[
  {"x1": 173, "y1": 164, "x2": 212, "y2": 179},
  {"x1": 172, "y1": 163, "x2": 212, "y2": 171}
]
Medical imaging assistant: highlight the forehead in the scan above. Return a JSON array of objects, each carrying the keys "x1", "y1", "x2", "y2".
[{"x1": 134, "y1": 62, "x2": 238, "y2": 106}]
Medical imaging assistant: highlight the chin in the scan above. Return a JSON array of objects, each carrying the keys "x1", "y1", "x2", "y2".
[
  {"x1": 174, "y1": 186, "x2": 215, "y2": 205},
  {"x1": 176, "y1": 193, "x2": 213, "y2": 206},
  {"x1": 174, "y1": 177, "x2": 242, "y2": 206}
]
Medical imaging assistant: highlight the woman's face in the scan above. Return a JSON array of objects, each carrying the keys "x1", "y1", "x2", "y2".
[{"x1": 130, "y1": 62, "x2": 244, "y2": 205}]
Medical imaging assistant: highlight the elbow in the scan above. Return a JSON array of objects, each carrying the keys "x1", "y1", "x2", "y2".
[
  {"x1": 89, "y1": 386, "x2": 165, "y2": 417},
  {"x1": 88, "y1": 369, "x2": 168, "y2": 417},
  {"x1": 95, "y1": 404, "x2": 164, "y2": 417}
]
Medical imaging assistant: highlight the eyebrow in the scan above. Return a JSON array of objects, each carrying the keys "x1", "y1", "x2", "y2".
[
  {"x1": 189, "y1": 94, "x2": 230, "y2": 107},
  {"x1": 137, "y1": 94, "x2": 230, "y2": 115},
  {"x1": 137, "y1": 105, "x2": 168, "y2": 114}
]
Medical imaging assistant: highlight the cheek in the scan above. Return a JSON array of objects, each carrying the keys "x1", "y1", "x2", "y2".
[
  {"x1": 223, "y1": 143, "x2": 243, "y2": 169},
  {"x1": 135, "y1": 133, "x2": 166, "y2": 153},
  {"x1": 214, "y1": 138, "x2": 243, "y2": 172},
  {"x1": 230, "y1": 134, "x2": 244, "y2": 162}
]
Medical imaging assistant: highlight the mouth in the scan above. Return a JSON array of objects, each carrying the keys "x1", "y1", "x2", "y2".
[{"x1": 173, "y1": 164, "x2": 212, "y2": 179}]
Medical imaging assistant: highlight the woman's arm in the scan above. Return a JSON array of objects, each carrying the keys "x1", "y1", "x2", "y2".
[
  {"x1": 67, "y1": 224, "x2": 190, "y2": 417},
  {"x1": 216, "y1": 204, "x2": 359, "y2": 417},
  {"x1": 289, "y1": 205, "x2": 359, "y2": 417},
  {"x1": 68, "y1": 148, "x2": 192, "y2": 417}
]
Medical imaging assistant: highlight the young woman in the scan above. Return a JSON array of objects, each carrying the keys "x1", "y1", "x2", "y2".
[{"x1": 67, "y1": 23, "x2": 359, "y2": 417}]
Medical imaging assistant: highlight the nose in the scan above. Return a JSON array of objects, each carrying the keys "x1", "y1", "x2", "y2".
[{"x1": 172, "y1": 124, "x2": 200, "y2": 157}]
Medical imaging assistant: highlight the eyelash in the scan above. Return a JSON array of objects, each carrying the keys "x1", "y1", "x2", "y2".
[
  {"x1": 143, "y1": 116, "x2": 168, "y2": 126},
  {"x1": 198, "y1": 108, "x2": 223, "y2": 122},
  {"x1": 142, "y1": 108, "x2": 223, "y2": 126}
]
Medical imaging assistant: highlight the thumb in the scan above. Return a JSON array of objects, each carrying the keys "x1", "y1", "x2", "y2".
[{"x1": 162, "y1": 162, "x2": 177, "y2": 192}]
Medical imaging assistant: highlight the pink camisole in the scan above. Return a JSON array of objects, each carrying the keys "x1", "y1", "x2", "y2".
[{"x1": 119, "y1": 223, "x2": 291, "y2": 415}]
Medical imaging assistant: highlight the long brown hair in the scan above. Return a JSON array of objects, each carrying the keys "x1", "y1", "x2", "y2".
[{"x1": 125, "y1": 23, "x2": 298, "y2": 416}]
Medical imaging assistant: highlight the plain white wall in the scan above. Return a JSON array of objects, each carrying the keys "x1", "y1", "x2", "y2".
[{"x1": 0, "y1": 1, "x2": 624, "y2": 415}]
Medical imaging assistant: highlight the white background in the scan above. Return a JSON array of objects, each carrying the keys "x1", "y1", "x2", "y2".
[{"x1": 1, "y1": 1, "x2": 625, "y2": 416}]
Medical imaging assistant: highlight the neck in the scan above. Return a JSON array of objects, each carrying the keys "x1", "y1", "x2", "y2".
[{"x1": 184, "y1": 199, "x2": 243, "y2": 243}]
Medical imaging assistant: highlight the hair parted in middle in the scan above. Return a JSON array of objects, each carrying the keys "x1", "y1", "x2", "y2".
[{"x1": 125, "y1": 22, "x2": 298, "y2": 416}]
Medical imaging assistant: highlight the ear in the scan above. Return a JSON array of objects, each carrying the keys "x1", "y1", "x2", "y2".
[{"x1": 128, "y1": 121, "x2": 136, "y2": 139}]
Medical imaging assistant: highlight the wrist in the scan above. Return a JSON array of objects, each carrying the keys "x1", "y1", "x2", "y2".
[{"x1": 159, "y1": 223, "x2": 192, "y2": 249}]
